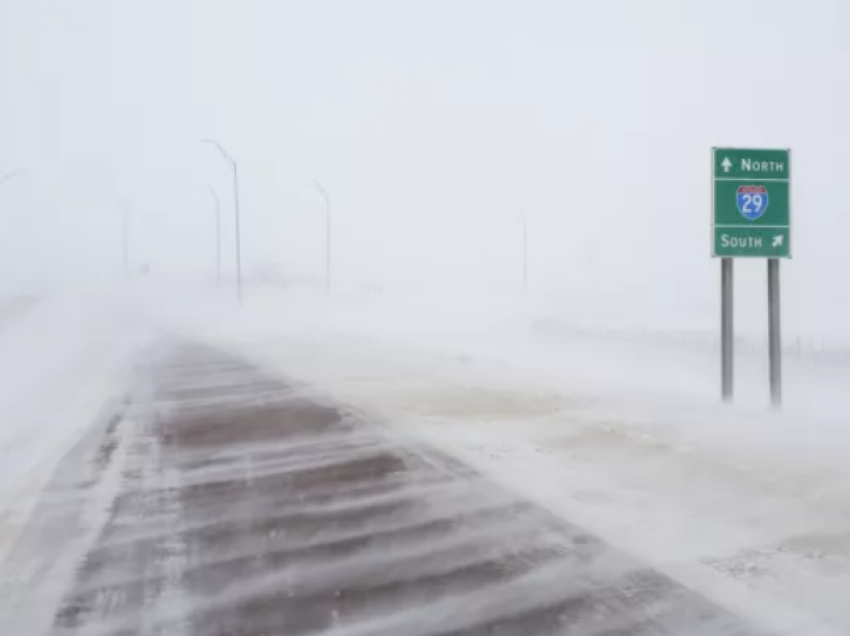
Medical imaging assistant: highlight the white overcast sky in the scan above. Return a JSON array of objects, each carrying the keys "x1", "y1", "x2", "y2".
[{"x1": 1, "y1": 1, "x2": 849, "y2": 333}]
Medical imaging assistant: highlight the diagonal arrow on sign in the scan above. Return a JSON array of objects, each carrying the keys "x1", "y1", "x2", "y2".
[{"x1": 772, "y1": 235, "x2": 784, "y2": 248}]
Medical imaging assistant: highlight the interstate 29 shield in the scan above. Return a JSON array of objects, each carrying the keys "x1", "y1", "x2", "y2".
[{"x1": 736, "y1": 185, "x2": 769, "y2": 221}]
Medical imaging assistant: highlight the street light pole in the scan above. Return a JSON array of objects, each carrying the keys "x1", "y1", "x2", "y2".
[
  {"x1": 312, "y1": 180, "x2": 332, "y2": 292},
  {"x1": 118, "y1": 198, "x2": 130, "y2": 282},
  {"x1": 210, "y1": 186, "x2": 222, "y2": 286},
  {"x1": 203, "y1": 140, "x2": 243, "y2": 302},
  {"x1": 520, "y1": 213, "x2": 528, "y2": 294}
]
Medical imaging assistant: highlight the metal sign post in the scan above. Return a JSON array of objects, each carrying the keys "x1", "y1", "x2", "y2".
[
  {"x1": 767, "y1": 259, "x2": 782, "y2": 407},
  {"x1": 713, "y1": 147, "x2": 791, "y2": 406},
  {"x1": 721, "y1": 258, "x2": 734, "y2": 402}
]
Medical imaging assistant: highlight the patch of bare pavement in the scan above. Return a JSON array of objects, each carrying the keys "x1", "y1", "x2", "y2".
[{"x1": 18, "y1": 344, "x2": 766, "y2": 635}]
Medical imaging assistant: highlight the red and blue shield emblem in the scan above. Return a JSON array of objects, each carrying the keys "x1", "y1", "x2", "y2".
[{"x1": 736, "y1": 185, "x2": 769, "y2": 221}]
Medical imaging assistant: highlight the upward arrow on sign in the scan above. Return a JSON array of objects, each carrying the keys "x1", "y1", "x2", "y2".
[{"x1": 721, "y1": 157, "x2": 732, "y2": 173}]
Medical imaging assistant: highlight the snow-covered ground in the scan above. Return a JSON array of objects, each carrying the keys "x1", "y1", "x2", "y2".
[{"x1": 3, "y1": 285, "x2": 850, "y2": 633}]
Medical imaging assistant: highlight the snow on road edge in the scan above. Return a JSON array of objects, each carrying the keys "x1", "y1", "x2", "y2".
[{"x1": 0, "y1": 294, "x2": 153, "y2": 568}]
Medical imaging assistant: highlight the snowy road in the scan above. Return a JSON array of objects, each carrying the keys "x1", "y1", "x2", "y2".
[{"x1": 3, "y1": 343, "x2": 766, "y2": 635}]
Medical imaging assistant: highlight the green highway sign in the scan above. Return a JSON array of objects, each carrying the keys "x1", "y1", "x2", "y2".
[{"x1": 712, "y1": 147, "x2": 791, "y2": 258}]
